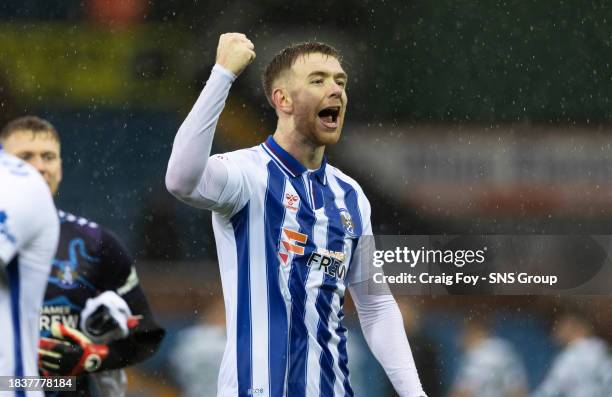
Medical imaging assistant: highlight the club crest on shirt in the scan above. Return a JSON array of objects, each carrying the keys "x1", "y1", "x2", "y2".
[
  {"x1": 339, "y1": 209, "x2": 357, "y2": 237},
  {"x1": 49, "y1": 238, "x2": 99, "y2": 289},
  {"x1": 284, "y1": 193, "x2": 299, "y2": 212},
  {"x1": 51, "y1": 259, "x2": 79, "y2": 287}
]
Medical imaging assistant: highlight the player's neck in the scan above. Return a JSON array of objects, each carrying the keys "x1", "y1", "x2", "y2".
[{"x1": 272, "y1": 129, "x2": 325, "y2": 170}]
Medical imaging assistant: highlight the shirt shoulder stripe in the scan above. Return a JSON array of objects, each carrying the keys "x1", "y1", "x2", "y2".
[
  {"x1": 286, "y1": 175, "x2": 318, "y2": 396},
  {"x1": 264, "y1": 162, "x2": 290, "y2": 396},
  {"x1": 7, "y1": 256, "x2": 25, "y2": 387},
  {"x1": 231, "y1": 203, "x2": 253, "y2": 396}
]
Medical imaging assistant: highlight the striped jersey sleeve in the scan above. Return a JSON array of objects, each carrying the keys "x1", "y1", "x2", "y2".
[
  {"x1": 0, "y1": 151, "x2": 59, "y2": 394},
  {"x1": 0, "y1": 152, "x2": 58, "y2": 268},
  {"x1": 196, "y1": 152, "x2": 253, "y2": 217}
]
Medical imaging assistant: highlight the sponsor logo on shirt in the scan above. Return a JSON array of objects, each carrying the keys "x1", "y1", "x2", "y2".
[
  {"x1": 318, "y1": 248, "x2": 346, "y2": 262},
  {"x1": 39, "y1": 306, "x2": 79, "y2": 332},
  {"x1": 278, "y1": 227, "x2": 307, "y2": 266},
  {"x1": 307, "y1": 251, "x2": 347, "y2": 280}
]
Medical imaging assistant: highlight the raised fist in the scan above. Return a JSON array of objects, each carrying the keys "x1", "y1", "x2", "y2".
[{"x1": 216, "y1": 33, "x2": 255, "y2": 76}]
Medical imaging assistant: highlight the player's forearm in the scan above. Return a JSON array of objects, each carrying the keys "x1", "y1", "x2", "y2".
[
  {"x1": 99, "y1": 326, "x2": 165, "y2": 371},
  {"x1": 107, "y1": 287, "x2": 165, "y2": 369},
  {"x1": 165, "y1": 64, "x2": 236, "y2": 199},
  {"x1": 72, "y1": 286, "x2": 165, "y2": 372},
  {"x1": 352, "y1": 290, "x2": 427, "y2": 397}
]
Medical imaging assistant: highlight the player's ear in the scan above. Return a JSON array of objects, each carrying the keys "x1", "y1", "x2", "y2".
[{"x1": 272, "y1": 87, "x2": 293, "y2": 114}]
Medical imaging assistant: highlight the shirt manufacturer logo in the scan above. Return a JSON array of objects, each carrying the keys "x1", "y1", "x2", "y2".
[{"x1": 284, "y1": 193, "x2": 299, "y2": 212}]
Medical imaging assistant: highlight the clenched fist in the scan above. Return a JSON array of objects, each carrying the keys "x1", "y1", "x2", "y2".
[{"x1": 216, "y1": 33, "x2": 255, "y2": 76}]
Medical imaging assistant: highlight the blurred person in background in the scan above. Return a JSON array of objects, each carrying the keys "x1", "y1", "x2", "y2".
[
  {"x1": 169, "y1": 291, "x2": 226, "y2": 396},
  {"x1": 1, "y1": 116, "x2": 165, "y2": 397},
  {"x1": 533, "y1": 306, "x2": 612, "y2": 397},
  {"x1": 397, "y1": 299, "x2": 442, "y2": 397},
  {"x1": 0, "y1": 145, "x2": 59, "y2": 396},
  {"x1": 166, "y1": 33, "x2": 426, "y2": 396},
  {"x1": 449, "y1": 313, "x2": 528, "y2": 397}
]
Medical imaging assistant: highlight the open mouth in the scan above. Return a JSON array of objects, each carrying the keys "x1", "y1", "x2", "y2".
[{"x1": 318, "y1": 106, "x2": 340, "y2": 129}]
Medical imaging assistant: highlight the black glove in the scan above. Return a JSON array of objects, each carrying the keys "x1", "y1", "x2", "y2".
[{"x1": 39, "y1": 323, "x2": 109, "y2": 376}]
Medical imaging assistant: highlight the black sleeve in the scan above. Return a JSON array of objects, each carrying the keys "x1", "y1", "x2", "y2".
[
  {"x1": 97, "y1": 228, "x2": 133, "y2": 291},
  {"x1": 93, "y1": 228, "x2": 166, "y2": 371},
  {"x1": 98, "y1": 285, "x2": 166, "y2": 371}
]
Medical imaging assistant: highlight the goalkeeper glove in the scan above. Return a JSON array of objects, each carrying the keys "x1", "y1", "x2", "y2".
[
  {"x1": 80, "y1": 290, "x2": 137, "y2": 343},
  {"x1": 39, "y1": 322, "x2": 109, "y2": 376}
]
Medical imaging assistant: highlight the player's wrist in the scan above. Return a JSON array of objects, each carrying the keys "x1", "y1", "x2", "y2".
[{"x1": 212, "y1": 64, "x2": 237, "y2": 82}]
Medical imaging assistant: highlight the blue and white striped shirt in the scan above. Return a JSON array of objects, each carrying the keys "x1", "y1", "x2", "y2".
[{"x1": 209, "y1": 136, "x2": 371, "y2": 397}]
